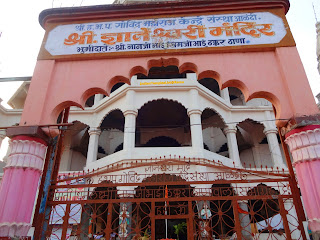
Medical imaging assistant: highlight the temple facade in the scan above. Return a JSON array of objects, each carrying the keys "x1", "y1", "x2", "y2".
[{"x1": 0, "y1": 0, "x2": 320, "y2": 239}]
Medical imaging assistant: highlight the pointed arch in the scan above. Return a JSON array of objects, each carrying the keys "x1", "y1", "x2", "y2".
[
  {"x1": 137, "y1": 98, "x2": 187, "y2": 111},
  {"x1": 98, "y1": 108, "x2": 124, "y2": 130},
  {"x1": 201, "y1": 107, "x2": 227, "y2": 128}
]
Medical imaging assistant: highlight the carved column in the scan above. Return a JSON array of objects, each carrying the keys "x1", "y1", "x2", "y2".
[
  {"x1": 285, "y1": 125, "x2": 320, "y2": 233},
  {"x1": 0, "y1": 135, "x2": 47, "y2": 237},
  {"x1": 264, "y1": 128, "x2": 286, "y2": 169},
  {"x1": 86, "y1": 127, "x2": 101, "y2": 166},
  {"x1": 224, "y1": 124, "x2": 241, "y2": 167}
]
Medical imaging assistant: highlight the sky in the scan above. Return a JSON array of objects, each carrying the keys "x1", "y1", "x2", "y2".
[{"x1": 0, "y1": 0, "x2": 319, "y2": 158}]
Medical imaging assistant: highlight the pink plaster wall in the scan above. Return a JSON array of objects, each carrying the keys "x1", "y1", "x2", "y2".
[{"x1": 21, "y1": 47, "x2": 319, "y2": 127}]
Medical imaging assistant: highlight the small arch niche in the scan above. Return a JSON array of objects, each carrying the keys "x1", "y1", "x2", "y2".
[
  {"x1": 229, "y1": 87, "x2": 245, "y2": 106},
  {"x1": 198, "y1": 78, "x2": 220, "y2": 96},
  {"x1": 136, "y1": 99, "x2": 191, "y2": 147},
  {"x1": 98, "y1": 110, "x2": 125, "y2": 159},
  {"x1": 201, "y1": 108, "x2": 227, "y2": 156}
]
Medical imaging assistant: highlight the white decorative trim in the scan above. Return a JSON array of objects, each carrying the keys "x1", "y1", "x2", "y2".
[
  {"x1": 263, "y1": 128, "x2": 278, "y2": 135},
  {"x1": 285, "y1": 128, "x2": 320, "y2": 164},
  {"x1": 123, "y1": 109, "x2": 138, "y2": 117},
  {"x1": 0, "y1": 222, "x2": 30, "y2": 228},
  {"x1": 0, "y1": 222, "x2": 31, "y2": 237},
  {"x1": 223, "y1": 125, "x2": 237, "y2": 134},
  {"x1": 4, "y1": 139, "x2": 47, "y2": 171},
  {"x1": 88, "y1": 127, "x2": 101, "y2": 136},
  {"x1": 187, "y1": 109, "x2": 202, "y2": 116}
]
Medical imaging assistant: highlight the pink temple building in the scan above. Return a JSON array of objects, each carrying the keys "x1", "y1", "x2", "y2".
[{"x1": 0, "y1": 0, "x2": 320, "y2": 239}]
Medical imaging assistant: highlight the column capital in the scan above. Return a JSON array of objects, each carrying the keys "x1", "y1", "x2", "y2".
[
  {"x1": 187, "y1": 109, "x2": 202, "y2": 117},
  {"x1": 223, "y1": 125, "x2": 237, "y2": 134},
  {"x1": 263, "y1": 128, "x2": 278, "y2": 135},
  {"x1": 88, "y1": 127, "x2": 101, "y2": 136},
  {"x1": 123, "y1": 109, "x2": 138, "y2": 117}
]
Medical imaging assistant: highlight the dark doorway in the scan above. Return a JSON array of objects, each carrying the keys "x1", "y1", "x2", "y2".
[{"x1": 155, "y1": 219, "x2": 187, "y2": 240}]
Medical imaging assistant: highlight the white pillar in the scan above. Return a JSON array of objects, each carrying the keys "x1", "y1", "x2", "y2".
[
  {"x1": 188, "y1": 109, "x2": 203, "y2": 151},
  {"x1": 59, "y1": 132, "x2": 73, "y2": 171},
  {"x1": 224, "y1": 124, "x2": 242, "y2": 167},
  {"x1": 264, "y1": 128, "x2": 286, "y2": 169},
  {"x1": 252, "y1": 142, "x2": 262, "y2": 167},
  {"x1": 86, "y1": 127, "x2": 101, "y2": 166},
  {"x1": 221, "y1": 87, "x2": 230, "y2": 103},
  {"x1": 188, "y1": 89, "x2": 203, "y2": 153},
  {"x1": 123, "y1": 110, "x2": 138, "y2": 150},
  {"x1": 93, "y1": 94, "x2": 104, "y2": 106}
]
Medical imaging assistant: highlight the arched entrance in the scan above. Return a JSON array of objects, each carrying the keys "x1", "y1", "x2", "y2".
[
  {"x1": 136, "y1": 99, "x2": 190, "y2": 147},
  {"x1": 98, "y1": 109, "x2": 125, "y2": 159}
]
